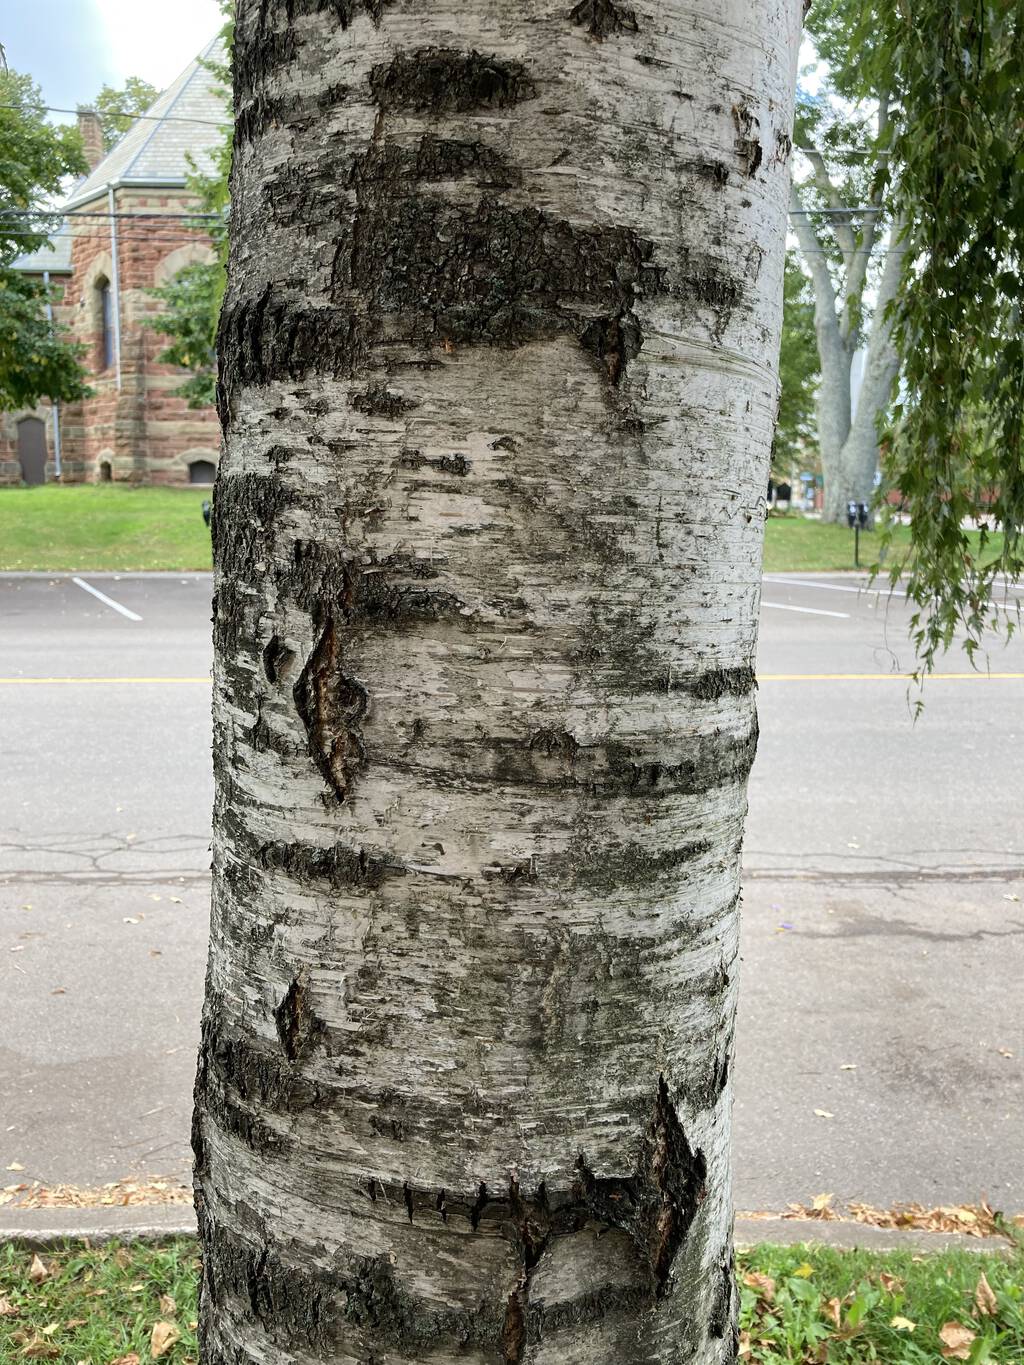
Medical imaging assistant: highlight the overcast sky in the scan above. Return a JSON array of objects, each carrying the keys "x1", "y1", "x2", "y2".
[{"x1": 3, "y1": 0, "x2": 222, "y2": 119}]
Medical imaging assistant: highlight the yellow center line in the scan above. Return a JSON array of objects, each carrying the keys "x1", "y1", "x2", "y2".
[{"x1": 1, "y1": 673, "x2": 1023, "y2": 686}]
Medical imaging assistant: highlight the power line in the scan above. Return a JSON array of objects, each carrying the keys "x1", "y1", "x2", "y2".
[
  {"x1": 0, "y1": 101, "x2": 225, "y2": 129},
  {"x1": 1, "y1": 210, "x2": 221, "y2": 222}
]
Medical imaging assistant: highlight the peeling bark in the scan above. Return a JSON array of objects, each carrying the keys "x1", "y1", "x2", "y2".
[{"x1": 197, "y1": 1, "x2": 800, "y2": 1361}]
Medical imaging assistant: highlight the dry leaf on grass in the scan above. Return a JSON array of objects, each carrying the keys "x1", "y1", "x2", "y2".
[
  {"x1": 890, "y1": 1316, "x2": 916, "y2": 1331},
  {"x1": 0, "y1": 1296, "x2": 19, "y2": 1316},
  {"x1": 17, "y1": 1337, "x2": 58, "y2": 1359},
  {"x1": 825, "y1": 1296, "x2": 842, "y2": 1329},
  {"x1": 108, "y1": 1355, "x2": 141, "y2": 1365},
  {"x1": 28, "y1": 1254, "x2": 48, "y2": 1284},
  {"x1": 150, "y1": 1320, "x2": 181, "y2": 1358},
  {"x1": 159, "y1": 1293, "x2": 177, "y2": 1316},
  {"x1": 939, "y1": 1322, "x2": 976, "y2": 1359},
  {"x1": 742, "y1": 1272, "x2": 775, "y2": 1303},
  {"x1": 879, "y1": 1272, "x2": 905, "y2": 1294},
  {"x1": 974, "y1": 1271, "x2": 998, "y2": 1316}
]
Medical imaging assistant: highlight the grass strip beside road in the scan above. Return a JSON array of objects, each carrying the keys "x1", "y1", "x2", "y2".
[
  {"x1": 1, "y1": 1239, "x2": 1022, "y2": 1363},
  {"x1": 0, "y1": 487, "x2": 213, "y2": 572}
]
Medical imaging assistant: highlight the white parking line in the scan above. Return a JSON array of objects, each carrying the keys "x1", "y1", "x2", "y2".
[
  {"x1": 71, "y1": 577, "x2": 143, "y2": 622},
  {"x1": 763, "y1": 575, "x2": 907, "y2": 598},
  {"x1": 761, "y1": 601, "x2": 850, "y2": 619}
]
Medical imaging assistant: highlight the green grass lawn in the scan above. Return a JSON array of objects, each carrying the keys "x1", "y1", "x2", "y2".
[
  {"x1": 1, "y1": 1238, "x2": 1021, "y2": 1363},
  {"x1": 0, "y1": 487, "x2": 1006, "y2": 577},
  {"x1": 763, "y1": 513, "x2": 1005, "y2": 575},
  {"x1": 0, "y1": 487, "x2": 213, "y2": 572}
]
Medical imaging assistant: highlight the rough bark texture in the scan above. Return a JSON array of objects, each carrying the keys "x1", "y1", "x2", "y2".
[
  {"x1": 196, "y1": 3, "x2": 800, "y2": 1362},
  {"x1": 790, "y1": 116, "x2": 902, "y2": 524}
]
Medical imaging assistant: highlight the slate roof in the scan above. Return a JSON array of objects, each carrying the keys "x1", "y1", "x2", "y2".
[
  {"x1": 64, "y1": 34, "x2": 227, "y2": 211},
  {"x1": 12, "y1": 226, "x2": 74, "y2": 275}
]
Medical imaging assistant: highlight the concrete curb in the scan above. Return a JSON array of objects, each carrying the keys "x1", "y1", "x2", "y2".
[
  {"x1": 734, "y1": 1217, "x2": 1015, "y2": 1255},
  {"x1": 0, "y1": 1206, "x2": 1014, "y2": 1255},
  {"x1": 0, "y1": 1203, "x2": 197, "y2": 1249}
]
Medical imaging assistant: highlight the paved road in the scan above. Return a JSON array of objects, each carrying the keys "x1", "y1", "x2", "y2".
[{"x1": 1, "y1": 571, "x2": 1021, "y2": 1213}]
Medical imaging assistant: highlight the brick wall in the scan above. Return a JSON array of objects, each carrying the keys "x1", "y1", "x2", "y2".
[{"x1": 1, "y1": 186, "x2": 220, "y2": 486}]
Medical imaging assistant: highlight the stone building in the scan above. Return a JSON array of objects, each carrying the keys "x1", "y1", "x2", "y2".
[{"x1": 1, "y1": 37, "x2": 224, "y2": 486}]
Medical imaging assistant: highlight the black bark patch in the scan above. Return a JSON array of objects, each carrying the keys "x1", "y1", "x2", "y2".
[
  {"x1": 218, "y1": 291, "x2": 365, "y2": 409},
  {"x1": 370, "y1": 49, "x2": 537, "y2": 114},
  {"x1": 580, "y1": 309, "x2": 643, "y2": 384},
  {"x1": 350, "y1": 136, "x2": 521, "y2": 190},
  {"x1": 732, "y1": 102, "x2": 762, "y2": 177},
  {"x1": 570, "y1": 0, "x2": 639, "y2": 39},
  {"x1": 708, "y1": 1251, "x2": 737, "y2": 1346},
  {"x1": 570, "y1": 839, "x2": 711, "y2": 892},
  {"x1": 257, "y1": 838, "x2": 405, "y2": 889},
  {"x1": 234, "y1": 83, "x2": 349, "y2": 148},
  {"x1": 234, "y1": 28, "x2": 296, "y2": 104},
  {"x1": 688, "y1": 664, "x2": 756, "y2": 701},
  {"x1": 275, "y1": 969, "x2": 325, "y2": 1062},
  {"x1": 293, "y1": 617, "x2": 369, "y2": 801},
  {"x1": 262, "y1": 635, "x2": 296, "y2": 685},
  {"x1": 398, "y1": 448, "x2": 471, "y2": 477},
  {"x1": 688, "y1": 157, "x2": 730, "y2": 189},
  {"x1": 576, "y1": 1076, "x2": 707, "y2": 1299},
  {"x1": 339, "y1": 195, "x2": 663, "y2": 383},
  {"x1": 351, "y1": 385, "x2": 419, "y2": 418}
]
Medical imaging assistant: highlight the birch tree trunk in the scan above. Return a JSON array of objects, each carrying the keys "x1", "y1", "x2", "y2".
[{"x1": 195, "y1": 3, "x2": 800, "y2": 1362}]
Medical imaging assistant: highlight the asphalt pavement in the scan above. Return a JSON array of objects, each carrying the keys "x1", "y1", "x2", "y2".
[{"x1": 1, "y1": 570, "x2": 1021, "y2": 1214}]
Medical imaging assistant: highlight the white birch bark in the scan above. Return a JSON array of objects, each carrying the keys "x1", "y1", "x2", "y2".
[
  {"x1": 791, "y1": 95, "x2": 897, "y2": 524},
  {"x1": 195, "y1": 2, "x2": 801, "y2": 1361}
]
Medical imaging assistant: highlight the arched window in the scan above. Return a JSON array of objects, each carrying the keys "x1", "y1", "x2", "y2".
[
  {"x1": 188, "y1": 459, "x2": 216, "y2": 485},
  {"x1": 97, "y1": 278, "x2": 114, "y2": 370}
]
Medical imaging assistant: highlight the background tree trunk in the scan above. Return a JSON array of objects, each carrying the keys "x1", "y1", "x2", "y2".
[{"x1": 195, "y1": 2, "x2": 800, "y2": 1362}]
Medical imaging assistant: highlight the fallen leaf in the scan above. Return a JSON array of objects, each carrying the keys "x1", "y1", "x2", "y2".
[
  {"x1": 738, "y1": 1330, "x2": 752, "y2": 1358},
  {"x1": 169, "y1": 896, "x2": 182, "y2": 904},
  {"x1": 879, "y1": 1272, "x2": 905, "y2": 1294},
  {"x1": 18, "y1": 1337, "x2": 59, "y2": 1359},
  {"x1": 7, "y1": 1162, "x2": 24, "y2": 1171},
  {"x1": 149, "y1": 950, "x2": 162, "y2": 958},
  {"x1": 939, "y1": 1322, "x2": 976, "y2": 1359},
  {"x1": 159, "y1": 1293, "x2": 177, "y2": 1316},
  {"x1": 974, "y1": 1271, "x2": 997, "y2": 1317},
  {"x1": 65, "y1": 1319, "x2": 86, "y2": 1328},
  {"x1": 122, "y1": 916, "x2": 143, "y2": 925},
  {"x1": 813, "y1": 1108, "x2": 834, "y2": 1119},
  {"x1": 811, "y1": 1192, "x2": 834, "y2": 1211},
  {"x1": 0, "y1": 1296, "x2": 19, "y2": 1316},
  {"x1": 1003, "y1": 893, "x2": 1019, "y2": 902},
  {"x1": 998, "y1": 1047, "x2": 1014, "y2": 1058},
  {"x1": 742, "y1": 1272, "x2": 775, "y2": 1303},
  {"x1": 825, "y1": 1296, "x2": 842, "y2": 1328},
  {"x1": 49, "y1": 988, "x2": 66, "y2": 996},
  {"x1": 150, "y1": 1320, "x2": 181, "y2": 1358},
  {"x1": 840, "y1": 1062, "x2": 857, "y2": 1070},
  {"x1": 890, "y1": 1316, "x2": 916, "y2": 1331},
  {"x1": 793, "y1": 1262, "x2": 815, "y2": 1278},
  {"x1": 41, "y1": 1323, "x2": 60, "y2": 1336},
  {"x1": 113, "y1": 1248, "x2": 131, "y2": 1269},
  {"x1": 28, "y1": 1254, "x2": 48, "y2": 1283},
  {"x1": 148, "y1": 895, "x2": 162, "y2": 902},
  {"x1": 109, "y1": 1356, "x2": 141, "y2": 1365}
]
